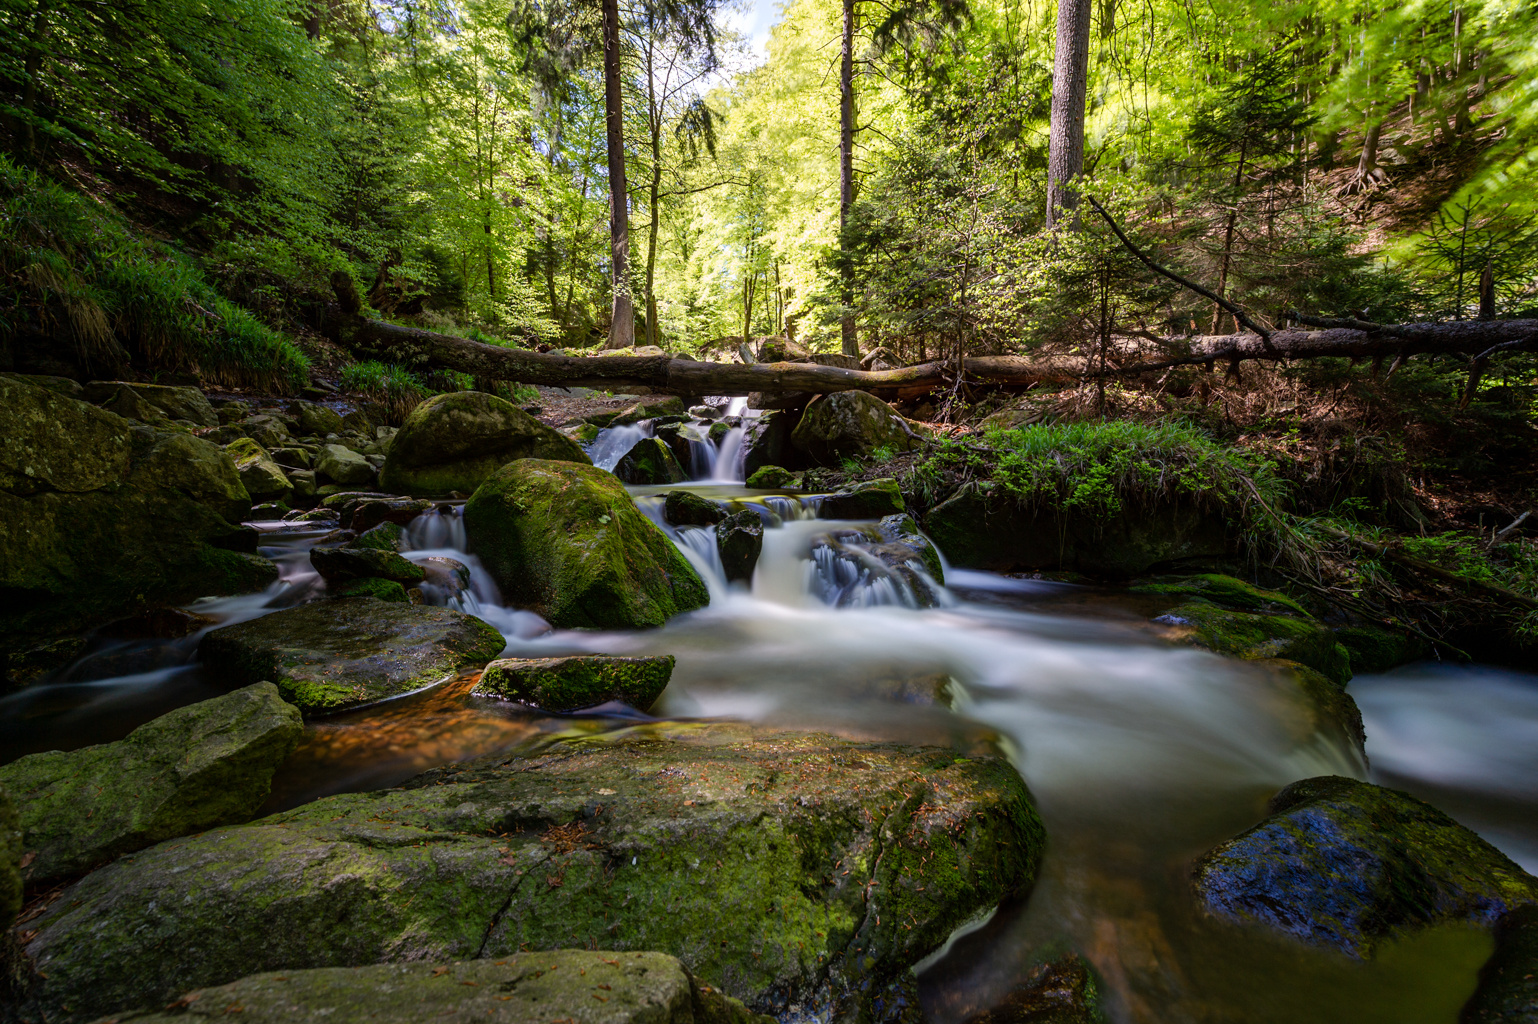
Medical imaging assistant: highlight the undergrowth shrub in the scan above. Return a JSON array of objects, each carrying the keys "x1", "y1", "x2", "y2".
[
  {"x1": 0, "y1": 156, "x2": 309, "y2": 390},
  {"x1": 339, "y1": 361, "x2": 426, "y2": 422}
]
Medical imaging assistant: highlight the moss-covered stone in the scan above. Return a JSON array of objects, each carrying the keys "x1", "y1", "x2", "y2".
[
  {"x1": 225, "y1": 437, "x2": 293, "y2": 501},
  {"x1": 198, "y1": 599, "x2": 505, "y2": 712},
  {"x1": 819, "y1": 477, "x2": 905, "y2": 520},
  {"x1": 311, "y1": 546, "x2": 426, "y2": 585},
  {"x1": 92, "y1": 951, "x2": 773, "y2": 1024},
  {"x1": 717, "y1": 509, "x2": 763, "y2": 584},
  {"x1": 18, "y1": 723, "x2": 1044, "y2": 1024},
  {"x1": 192, "y1": 546, "x2": 281, "y2": 596},
  {"x1": 316, "y1": 443, "x2": 374, "y2": 486},
  {"x1": 463, "y1": 459, "x2": 708, "y2": 629},
  {"x1": 1255, "y1": 659, "x2": 1366, "y2": 757},
  {"x1": 1130, "y1": 573, "x2": 1311, "y2": 618},
  {"x1": 475, "y1": 655, "x2": 675, "y2": 712},
  {"x1": 1192, "y1": 776, "x2": 1538, "y2": 959},
  {"x1": 0, "y1": 378, "x2": 258, "y2": 647},
  {"x1": 0, "y1": 784, "x2": 20, "y2": 928},
  {"x1": 0, "y1": 683, "x2": 302, "y2": 889},
  {"x1": 1332, "y1": 624, "x2": 1429, "y2": 675},
  {"x1": 924, "y1": 482, "x2": 1231, "y2": 577},
  {"x1": 333, "y1": 578, "x2": 409, "y2": 602},
  {"x1": 1462, "y1": 904, "x2": 1538, "y2": 1023},
  {"x1": 746, "y1": 465, "x2": 795, "y2": 489},
  {"x1": 290, "y1": 400, "x2": 346, "y2": 437},
  {"x1": 790, "y1": 392, "x2": 926, "y2": 466},
  {"x1": 349, "y1": 497, "x2": 435, "y2": 533},
  {"x1": 380, "y1": 391, "x2": 590, "y2": 497},
  {"x1": 349, "y1": 520, "x2": 405, "y2": 551},
  {"x1": 611, "y1": 396, "x2": 686, "y2": 426},
  {"x1": 664, "y1": 489, "x2": 726, "y2": 527},
  {"x1": 1158, "y1": 600, "x2": 1353, "y2": 684},
  {"x1": 615, "y1": 438, "x2": 688, "y2": 485},
  {"x1": 84, "y1": 382, "x2": 219, "y2": 428}
]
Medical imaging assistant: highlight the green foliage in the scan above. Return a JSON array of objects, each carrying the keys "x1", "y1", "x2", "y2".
[
  {"x1": 0, "y1": 156, "x2": 308, "y2": 389},
  {"x1": 339, "y1": 360, "x2": 427, "y2": 420}
]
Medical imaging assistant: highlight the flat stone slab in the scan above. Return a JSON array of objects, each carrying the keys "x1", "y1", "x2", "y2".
[
  {"x1": 21, "y1": 723, "x2": 1044, "y2": 1024},
  {"x1": 91, "y1": 950, "x2": 768, "y2": 1024},
  {"x1": 474, "y1": 655, "x2": 675, "y2": 712},
  {"x1": 199, "y1": 599, "x2": 506, "y2": 712}
]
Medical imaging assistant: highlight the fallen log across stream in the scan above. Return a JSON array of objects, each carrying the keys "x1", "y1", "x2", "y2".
[{"x1": 323, "y1": 274, "x2": 1538, "y2": 399}]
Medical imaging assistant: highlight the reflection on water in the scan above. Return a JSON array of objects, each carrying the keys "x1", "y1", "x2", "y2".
[{"x1": 2, "y1": 466, "x2": 1532, "y2": 1023}]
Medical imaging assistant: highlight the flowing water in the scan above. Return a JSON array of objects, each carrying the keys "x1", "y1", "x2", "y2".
[{"x1": 2, "y1": 409, "x2": 1532, "y2": 1023}]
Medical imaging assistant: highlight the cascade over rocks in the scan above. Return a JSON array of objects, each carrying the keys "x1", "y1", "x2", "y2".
[
  {"x1": 0, "y1": 683, "x2": 302, "y2": 888},
  {"x1": 379, "y1": 391, "x2": 589, "y2": 497},
  {"x1": 0, "y1": 377, "x2": 268, "y2": 648},
  {"x1": 1192, "y1": 776, "x2": 1538, "y2": 959},
  {"x1": 923, "y1": 482, "x2": 1231, "y2": 577},
  {"x1": 11, "y1": 722, "x2": 1044, "y2": 1024},
  {"x1": 463, "y1": 459, "x2": 708, "y2": 629},
  {"x1": 92, "y1": 951, "x2": 773, "y2": 1024},
  {"x1": 790, "y1": 391, "x2": 926, "y2": 466},
  {"x1": 474, "y1": 655, "x2": 675, "y2": 712},
  {"x1": 199, "y1": 599, "x2": 506, "y2": 712}
]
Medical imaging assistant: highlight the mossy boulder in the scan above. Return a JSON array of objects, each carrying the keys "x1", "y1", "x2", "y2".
[
  {"x1": 746, "y1": 465, "x2": 795, "y2": 489},
  {"x1": 611, "y1": 396, "x2": 686, "y2": 426},
  {"x1": 615, "y1": 437, "x2": 688, "y2": 485},
  {"x1": 818, "y1": 477, "x2": 905, "y2": 520},
  {"x1": 924, "y1": 482, "x2": 1231, "y2": 577},
  {"x1": 0, "y1": 377, "x2": 259, "y2": 647},
  {"x1": 0, "y1": 784, "x2": 20, "y2": 928},
  {"x1": 790, "y1": 391, "x2": 925, "y2": 466},
  {"x1": 349, "y1": 497, "x2": 435, "y2": 533},
  {"x1": 310, "y1": 546, "x2": 426, "y2": 586},
  {"x1": 290, "y1": 399, "x2": 346, "y2": 437},
  {"x1": 0, "y1": 683, "x2": 302, "y2": 889},
  {"x1": 1332, "y1": 624, "x2": 1429, "y2": 675},
  {"x1": 84, "y1": 381, "x2": 219, "y2": 428},
  {"x1": 16, "y1": 722, "x2": 1044, "y2": 1024},
  {"x1": 349, "y1": 521, "x2": 405, "y2": 551},
  {"x1": 333, "y1": 578, "x2": 409, "y2": 602},
  {"x1": 92, "y1": 951, "x2": 773, "y2": 1024},
  {"x1": 474, "y1": 655, "x2": 675, "y2": 712},
  {"x1": 742, "y1": 411, "x2": 800, "y2": 479},
  {"x1": 198, "y1": 599, "x2": 506, "y2": 712},
  {"x1": 663, "y1": 489, "x2": 726, "y2": 527},
  {"x1": 316, "y1": 443, "x2": 374, "y2": 486},
  {"x1": 717, "y1": 509, "x2": 764, "y2": 584},
  {"x1": 1130, "y1": 573, "x2": 1310, "y2": 617},
  {"x1": 463, "y1": 459, "x2": 708, "y2": 629},
  {"x1": 226, "y1": 437, "x2": 293, "y2": 502},
  {"x1": 1192, "y1": 776, "x2": 1538, "y2": 959},
  {"x1": 1157, "y1": 600, "x2": 1352, "y2": 685},
  {"x1": 380, "y1": 391, "x2": 589, "y2": 497}
]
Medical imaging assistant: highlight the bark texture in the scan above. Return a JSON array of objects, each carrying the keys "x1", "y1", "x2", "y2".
[{"x1": 1046, "y1": 0, "x2": 1093, "y2": 228}]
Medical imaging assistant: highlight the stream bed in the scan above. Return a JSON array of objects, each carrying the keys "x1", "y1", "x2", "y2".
[{"x1": 3, "y1": 457, "x2": 1535, "y2": 1023}]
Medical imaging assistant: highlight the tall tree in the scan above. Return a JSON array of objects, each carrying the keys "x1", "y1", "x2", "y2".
[
  {"x1": 600, "y1": 0, "x2": 634, "y2": 347},
  {"x1": 839, "y1": 0, "x2": 858, "y2": 356},
  {"x1": 1045, "y1": 0, "x2": 1092, "y2": 228}
]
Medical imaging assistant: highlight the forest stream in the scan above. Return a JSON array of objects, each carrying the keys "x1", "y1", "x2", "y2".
[{"x1": 3, "y1": 404, "x2": 1535, "y2": 1024}]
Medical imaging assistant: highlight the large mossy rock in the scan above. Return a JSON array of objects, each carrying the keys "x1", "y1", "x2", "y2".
[
  {"x1": 663, "y1": 489, "x2": 726, "y2": 527},
  {"x1": 379, "y1": 391, "x2": 589, "y2": 497},
  {"x1": 0, "y1": 683, "x2": 302, "y2": 888},
  {"x1": 1331, "y1": 623, "x2": 1429, "y2": 675},
  {"x1": 16, "y1": 723, "x2": 1044, "y2": 1024},
  {"x1": 309, "y1": 545, "x2": 426, "y2": 586},
  {"x1": 716, "y1": 509, "x2": 764, "y2": 584},
  {"x1": 199, "y1": 599, "x2": 506, "y2": 712},
  {"x1": 84, "y1": 381, "x2": 219, "y2": 427},
  {"x1": 615, "y1": 437, "x2": 688, "y2": 485},
  {"x1": 464, "y1": 459, "x2": 708, "y2": 629},
  {"x1": 316, "y1": 443, "x2": 375, "y2": 486},
  {"x1": 226, "y1": 437, "x2": 294, "y2": 501},
  {"x1": 92, "y1": 951, "x2": 772, "y2": 1024},
  {"x1": 818, "y1": 477, "x2": 905, "y2": 520},
  {"x1": 0, "y1": 377, "x2": 259, "y2": 647},
  {"x1": 742, "y1": 410, "x2": 800, "y2": 479},
  {"x1": 924, "y1": 483, "x2": 1231, "y2": 577},
  {"x1": 474, "y1": 655, "x2": 675, "y2": 712},
  {"x1": 1192, "y1": 776, "x2": 1538, "y2": 959},
  {"x1": 790, "y1": 392, "x2": 925, "y2": 466},
  {"x1": 1158, "y1": 600, "x2": 1352, "y2": 685}
]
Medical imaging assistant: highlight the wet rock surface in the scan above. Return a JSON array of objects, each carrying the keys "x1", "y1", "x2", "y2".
[
  {"x1": 1462, "y1": 904, "x2": 1538, "y2": 1024},
  {"x1": 16, "y1": 722, "x2": 1043, "y2": 1024},
  {"x1": 464, "y1": 459, "x2": 707, "y2": 629},
  {"x1": 0, "y1": 683, "x2": 302, "y2": 888},
  {"x1": 716, "y1": 509, "x2": 763, "y2": 583},
  {"x1": 663, "y1": 489, "x2": 726, "y2": 527},
  {"x1": 310, "y1": 545, "x2": 426, "y2": 586},
  {"x1": 818, "y1": 477, "x2": 905, "y2": 520},
  {"x1": 1157, "y1": 600, "x2": 1352, "y2": 685},
  {"x1": 475, "y1": 655, "x2": 675, "y2": 712},
  {"x1": 91, "y1": 950, "x2": 772, "y2": 1024},
  {"x1": 380, "y1": 391, "x2": 589, "y2": 497},
  {"x1": 615, "y1": 437, "x2": 688, "y2": 485},
  {"x1": 957, "y1": 954, "x2": 1106, "y2": 1024},
  {"x1": 1193, "y1": 776, "x2": 1538, "y2": 959},
  {"x1": 199, "y1": 599, "x2": 506, "y2": 712}
]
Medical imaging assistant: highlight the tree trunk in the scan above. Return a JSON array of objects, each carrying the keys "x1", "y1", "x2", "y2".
[
  {"x1": 1209, "y1": 139, "x2": 1248, "y2": 334},
  {"x1": 22, "y1": 0, "x2": 51, "y2": 163},
  {"x1": 644, "y1": 39, "x2": 661, "y2": 349},
  {"x1": 601, "y1": 0, "x2": 634, "y2": 350},
  {"x1": 838, "y1": 0, "x2": 859, "y2": 358},
  {"x1": 1045, "y1": 0, "x2": 1093, "y2": 229}
]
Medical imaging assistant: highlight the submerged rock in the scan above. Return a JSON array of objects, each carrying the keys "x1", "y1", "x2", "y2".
[
  {"x1": 0, "y1": 377, "x2": 259, "y2": 646},
  {"x1": 199, "y1": 599, "x2": 505, "y2": 712},
  {"x1": 380, "y1": 391, "x2": 589, "y2": 497},
  {"x1": 717, "y1": 508, "x2": 764, "y2": 583},
  {"x1": 475, "y1": 655, "x2": 675, "y2": 712},
  {"x1": 790, "y1": 391, "x2": 925, "y2": 466},
  {"x1": 1157, "y1": 600, "x2": 1352, "y2": 685},
  {"x1": 1192, "y1": 776, "x2": 1538, "y2": 959},
  {"x1": 959, "y1": 954, "x2": 1106, "y2": 1024},
  {"x1": 16, "y1": 722, "x2": 1044, "y2": 1023},
  {"x1": 464, "y1": 459, "x2": 708, "y2": 629},
  {"x1": 93, "y1": 950, "x2": 771, "y2": 1024},
  {"x1": 924, "y1": 483, "x2": 1231, "y2": 577},
  {"x1": 615, "y1": 437, "x2": 688, "y2": 485},
  {"x1": 0, "y1": 683, "x2": 302, "y2": 888},
  {"x1": 663, "y1": 489, "x2": 726, "y2": 527},
  {"x1": 819, "y1": 477, "x2": 905, "y2": 519}
]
